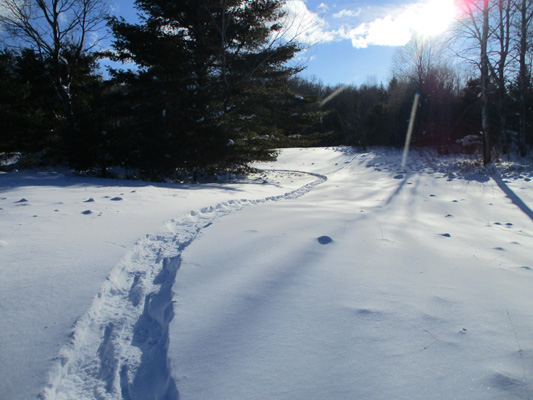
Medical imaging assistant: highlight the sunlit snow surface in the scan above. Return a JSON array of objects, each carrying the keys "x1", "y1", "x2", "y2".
[{"x1": 1, "y1": 148, "x2": 532, "y2": 400}]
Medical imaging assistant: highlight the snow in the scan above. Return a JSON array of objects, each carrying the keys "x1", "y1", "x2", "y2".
[
  {"x1": 0, "y1": 168, "x2": 316, "y2": 400},
  {"x1": 1, "y1": 147, "x2": 532, "y2": 400}
]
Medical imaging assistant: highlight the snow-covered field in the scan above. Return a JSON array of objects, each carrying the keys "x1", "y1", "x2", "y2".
[{"x1": 1, "y1": 147, "x2": 532, "y2": 400}]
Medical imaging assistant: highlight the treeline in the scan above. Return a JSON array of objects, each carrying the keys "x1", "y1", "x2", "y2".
[
  {"x1": 2, "y1": 0, "x2": 533, "y2": 179},
  {"x1": 290, "y1": 67, "x2": 532, "y2": 156},
  {"x1": 0, "y1": 0, "x2": 324, "y2": 180},
  {"x1": 290, "y1": 10, "x2": 533, "y2": 160},
  {"x1": 297, "y1": 0, "x2": 533, "y2": 162}
]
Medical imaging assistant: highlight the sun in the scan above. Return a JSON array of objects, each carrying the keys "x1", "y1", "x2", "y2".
[{"x1": 410, "y1": 0, "x2": 457, "y2": 37}]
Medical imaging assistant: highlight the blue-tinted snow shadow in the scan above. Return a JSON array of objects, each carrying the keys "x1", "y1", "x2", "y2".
[
  {"x1": 384, "y1": 172, "x2": 412, "y2": 206},
  {"x1": 122, "y1": 256, "x2": 181, "y2": 400},
  {"x1": 492, "y1": 174, "x2": 533, "y2": 222},
  {"x1": 0, "y1": 171, "x2": 245, "y2": 194}
]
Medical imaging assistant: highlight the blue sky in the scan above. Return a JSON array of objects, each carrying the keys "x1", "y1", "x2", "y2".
[{"x1": 108, "y1": 0, "x2": 457, "y2": 87}]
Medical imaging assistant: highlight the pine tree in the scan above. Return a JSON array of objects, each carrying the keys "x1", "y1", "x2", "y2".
[
  {"x1": 107, "y1": 0, "x2": 303, "y2": 179},
  {"x1": 0, "y1": 49, "x2": 59, "y2": 161}
]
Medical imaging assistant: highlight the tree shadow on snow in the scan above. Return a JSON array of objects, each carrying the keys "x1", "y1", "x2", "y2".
[
  {"x1": 492, "y1": 174, "x2": 533, "y2": 222},
  {"x1": 0, "y1": 170, "x2": 246, "y2": 194}
]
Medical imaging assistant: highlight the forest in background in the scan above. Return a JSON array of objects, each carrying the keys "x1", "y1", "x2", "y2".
[{"x1": 1, "y1": 0, "x2": 533, "y2": 180}]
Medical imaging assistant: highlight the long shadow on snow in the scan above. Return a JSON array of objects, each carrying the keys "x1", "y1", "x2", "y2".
[
  {"x1": 0, "y1": 171, "x2": 245, "y2": 193},
  {"x1": 121, "y1": 257, "x2": 181, "y2": 400},
  {"x1": 384, "y1": 172, "x2": 413, "y2": 206},
  {"x1": 492, "y1": 174, "x2": 533, "y2": 222}
]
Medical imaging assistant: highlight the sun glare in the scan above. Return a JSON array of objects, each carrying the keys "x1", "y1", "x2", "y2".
[{"x1": 410, "y1": 0, "x2": 457, "y2": 37}]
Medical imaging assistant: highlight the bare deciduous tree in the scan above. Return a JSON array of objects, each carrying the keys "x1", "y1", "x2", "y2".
[
  {"x1": 0, "y1": 0, "x2": 108, "y2": 125},
  {"x1": 480, "y1": 0, "x2": 492, "y2": 165},
  {"x1": 513, "y1": 0, "x2": 533, "y2": 155},
  {"x1": 455, "y1": 0, "x2": 495, "y2": 164},
  {"x1": 491, "y1": 0, "x2": 514, "y2": 153},
  {"x1": 392, "y1": 34, "x2": 461, "y2": 148},
  {"x1": 393, "y1": 34, "x2": 449, "y2": 89}
]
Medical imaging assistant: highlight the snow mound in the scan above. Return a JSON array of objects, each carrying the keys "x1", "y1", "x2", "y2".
[{"x1": 317, "y1": 235, "x2": 333, "y2": 245}]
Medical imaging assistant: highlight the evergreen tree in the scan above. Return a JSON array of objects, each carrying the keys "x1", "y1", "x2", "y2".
[
  {"x1": 0, "y1": 49, "x2": 58, "y2": 162},
  {"x1": 0, "y1": 46, "x2": 111, "y2": 170},
  {"x1": 107, "y1": 0, "x2": 304, "y2": 179},
  {"x1": 61, "y1": 50, "x2": 110, "y2": 172}
]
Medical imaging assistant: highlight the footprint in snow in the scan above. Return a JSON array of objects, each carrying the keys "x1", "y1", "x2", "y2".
[
  {"x1": 439, "y1": 233, "x2": 451, "y2": 238},
  {"x1": 15, "y1": 198, "x2": 29, "y2": 204},
  {"x1": 110, "y1": 197, "x2": 123, "y2": 201},
  {"x1": 84, "y1": 197, "x2": 95, "y2": 203},
  {"x1": 81, "y1": 210, "x2": 93, "y2": 215},
  {"x1": 317, "y1": 236, "x2": 333, "y2": 245},
  {"x1": 394, "y1": 174, "x2": 404, "y2": 179},
  {"x1": 520, "y1": 266, "x2": 532, "y2": 271},
  {"x1": 489, "y1": 372, "x2": 524, "y2": 392}
]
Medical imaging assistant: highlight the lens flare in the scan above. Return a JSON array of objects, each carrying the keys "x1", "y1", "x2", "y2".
[{"x1": 411, "y1": 0, "x2": 457, "y2": 37}]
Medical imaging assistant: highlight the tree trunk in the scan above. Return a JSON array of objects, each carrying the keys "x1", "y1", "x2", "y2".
[
  {"x1": 481, "y1": 0, "x2": 492, "y2": 165},
  {"x1": 518, "y1": 0, "x2": 531, "y2": 156},
  {"x1": 496, "y1": 0, "x2": 511, "y2": 154}
]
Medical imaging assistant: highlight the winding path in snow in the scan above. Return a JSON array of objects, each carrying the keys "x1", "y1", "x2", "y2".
[
  {"x1": 40, "y1": 169, "x2": 329, "y2": 400},
  {"x1": 38, "y1": 148, "x2": 533, "y2": 400}
]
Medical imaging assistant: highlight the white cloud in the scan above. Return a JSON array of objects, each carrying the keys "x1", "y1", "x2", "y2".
[
  {"x1": 278, "y1": 0, "x2": 456, "y2": 49},
  {"x1": 317, "y1": 3, "x2": 329, "y2": 14},
  {"x1": 281, "y1": 1, "x2": 335, "y2": 45},
  {"x1": 338, "y1": 13, "x2": 413, "y2": 48},
  {"x1": 332, "y1": 9, "x2": 363, "y2": 19},
  {"x1": 336, "y1": 0, "x2": 456, "y2": 48},
  {"x1": 0, "y1": 1, "x2": 17, "y2": 21}
]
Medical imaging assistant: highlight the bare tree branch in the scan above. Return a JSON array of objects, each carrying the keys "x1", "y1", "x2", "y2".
[{"x1": 0, "y1": 0, "x2": 109, "y2": 127}]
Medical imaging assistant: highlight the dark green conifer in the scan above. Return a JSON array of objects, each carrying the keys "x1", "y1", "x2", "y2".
[{"x1": 108, "y1": 0, "x2": 304, "y2": 178}]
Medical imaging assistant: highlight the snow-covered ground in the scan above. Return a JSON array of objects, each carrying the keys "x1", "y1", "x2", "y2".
[{"x1": 1, "y1": 148, "x2": 532, "y2": 400}]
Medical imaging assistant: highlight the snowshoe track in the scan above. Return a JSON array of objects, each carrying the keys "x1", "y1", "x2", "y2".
[{"x1": 41, "y1": 170, "x2": 326, "y2": 400}]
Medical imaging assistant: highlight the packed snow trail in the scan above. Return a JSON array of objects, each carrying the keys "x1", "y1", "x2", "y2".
[
  {"x1": 0, "y1": 166, "x2": 322, "y2": 400},
  {"x1": 2, "y1": 148, "x2": 532, "y2": 399},
  {"x1": 169, "y1": 150, "x2": 533, "y2": 400},
  {"x1": 40, "y1": 170, "x2": 327, "y2": 400}
]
